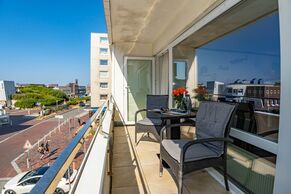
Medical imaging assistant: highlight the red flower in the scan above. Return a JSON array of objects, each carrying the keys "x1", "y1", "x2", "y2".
[{"x1": 172, "y1": 87, "x2": 188, "y2": 97}]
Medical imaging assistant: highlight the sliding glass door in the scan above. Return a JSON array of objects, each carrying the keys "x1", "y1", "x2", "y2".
[{"x1": 126, "y1": 58, "x2": 153, "y2": 122}]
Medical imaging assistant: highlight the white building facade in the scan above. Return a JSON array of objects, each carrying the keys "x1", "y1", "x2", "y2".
[
  {"x1": 0, "y1": 80, "x2": 16, "y2": 107},
  {"x1": 207, "y1": 81, "x2": 225, "y2": 101},
  {"x1": 90, "y1": 33, "x2": 111, "y2": 108}
]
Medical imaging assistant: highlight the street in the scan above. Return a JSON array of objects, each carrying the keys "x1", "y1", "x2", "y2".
[{"x1": 0, "y1": 108, "x2": 87, "y2": 178}]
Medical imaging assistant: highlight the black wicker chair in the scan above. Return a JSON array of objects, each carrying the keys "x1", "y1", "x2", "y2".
[
  {"x1": 159, "y1": 101, "x2": 237, "y2": 194},
  {"x1": 135, "y1": 95, "x2": 168, "y2": 144}
]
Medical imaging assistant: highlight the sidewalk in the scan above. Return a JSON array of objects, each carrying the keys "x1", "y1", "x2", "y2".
[{"x1": 15, "y1": 114, "x2": 91, "y2": 173}]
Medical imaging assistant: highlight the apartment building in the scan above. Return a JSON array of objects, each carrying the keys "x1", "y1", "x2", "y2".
[
  {"x1": 90, "y1": 33, "x2": 111, "y2": 108},
  {"x1": 206, "y1": 81, "x2": 225, "y2": 101},
  {"x1": 0, "y1": 80, "x2": 16, "y2": 107},
  {"x1": 58, "y1": 79, "x2": 80, "y2": 98},
  {"x1": 245, "y1": 85, "x2": 280, "y2": 111}
]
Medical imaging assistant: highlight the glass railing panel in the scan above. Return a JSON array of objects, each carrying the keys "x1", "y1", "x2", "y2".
[{"x1": 227, "y1": 144, "x2": 276, "y2": 194}]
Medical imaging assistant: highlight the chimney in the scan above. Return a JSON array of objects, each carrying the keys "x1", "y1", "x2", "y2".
[
  {"x1": 258, "y1": 79, "x2": 263, "y2": 84},
  {"x1": 75, "y1": 79, "x2": 78, "y2": 85},
  {"x1": 250, "y1": 78, "x2": 256, "y2": 84}
]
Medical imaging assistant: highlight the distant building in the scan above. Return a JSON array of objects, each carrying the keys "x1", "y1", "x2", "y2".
[
  {"x1": 58, "y1": 79, "x2": 86, "y2": 98},
  {"x1": 206, "y1": 81, "x2": 225, "y2": 101},
  {"x1": 59, "y1": 79, "x2": 80, "y2": 98},
  {"x1": 0, "y1": 80, "x2": 16, "y2": 107},
  {"x1": 245, "y1": 85, "x2": 280, "y2": 111},
  {"x1": 58, "y1": 85, "x2": 72, "y2": 97},
  {"x1": 86, "y1": 84, "x2": 91, "y2": 96},
  {"x1": 225, "y1": 84, "x2": 249, "y2": 102},
  {"x1": 90, "y1": 33, "x2": 111, "y2": 108},
  {"x1": 78, "y1": 86, "x2": 87, "y2": 97},
  {"x1": 47, "y1": 84, "x2": 59, "y2": 88}
]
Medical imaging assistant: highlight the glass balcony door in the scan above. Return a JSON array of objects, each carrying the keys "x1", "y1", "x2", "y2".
[{"x1": 125, "y1": 58, "x2": 153, "y2": 122}]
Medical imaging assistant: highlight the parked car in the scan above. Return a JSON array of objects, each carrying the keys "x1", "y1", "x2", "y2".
[
  {"x1": 79, "y1": 101, "x2": 85, "y2": 107},
  {"x1": 0, "y1": 109, "x2": 11, "y2": 126},
  {"x1": 1, "y1": 166, "x2": 77, "y2": 194}
]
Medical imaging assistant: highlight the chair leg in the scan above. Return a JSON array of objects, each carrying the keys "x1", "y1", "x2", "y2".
[
  {"x1": 224, "y1": 159, "x2": 229, "y2": 191},
  {"x1": 135, "y1": 131, "x2": 137, "y2": 144},
  {"x1": 147, "y1": 132, "x2": 150, "y2": 137},
  {"x1": 224, "y1": 171, "x2": 229, "y2": 191},
  {"x1": 159, "y1": 155, "x2": 163, "y2": 177},
  {"x1": 178, "y1": 171, "x2": 183, "y2": 194}
]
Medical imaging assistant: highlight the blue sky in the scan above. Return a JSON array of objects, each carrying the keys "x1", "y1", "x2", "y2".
[
  {"x1": 197, "y1": 12, "x2": 280, "y2": 85},
  {"x1": 0, "y1": 0, "x2": 106, "y2": 86}
]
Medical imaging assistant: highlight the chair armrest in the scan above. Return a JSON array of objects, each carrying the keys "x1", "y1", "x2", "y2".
[
  {"x1": 180, "y1": 137, "x2": 233, "y2": 163},
  {"x1": 160, "y1": 123, "x2": 196, "y2": 141},
  {"x1": 135, "y1": 109, "x2": 147, "y2": 123}
]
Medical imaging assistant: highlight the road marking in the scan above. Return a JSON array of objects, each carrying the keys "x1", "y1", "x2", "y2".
[
  {"x1": 10, "y1": 118, "x2": 71, "y2": 174},
  {"x1": 0, "y1": 108, "x2": 81, "y2": 144},
  {"x1": 0, "y1": 120, "x2": 50, "y2": 144},
  {"x1": 11, "y1": 159, "x2": 22, "y2": 174}
]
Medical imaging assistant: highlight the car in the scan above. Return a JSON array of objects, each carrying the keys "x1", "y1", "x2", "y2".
[
  {"x1": 0, "y1": 109, "x2": 12, "y2": 126},
  {"x1": 1, "y1": 166, "x2": 77, "y2": 194},
  {"x1": 79, "y1": 101, "x2": 85, "y2": 107}
]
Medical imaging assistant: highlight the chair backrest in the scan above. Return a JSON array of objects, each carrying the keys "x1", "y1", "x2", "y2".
[
  {"x1": 146, "y1": 95, "x2": 169, "y2": 118},
  {"x1": 232, "y1": 102, "x2": 257, "y2": 134},
  {"x1": 196, "y1": 101, "x2": 236, "y2": 155}
]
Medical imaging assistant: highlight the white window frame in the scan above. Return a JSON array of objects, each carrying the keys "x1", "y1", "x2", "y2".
[
  {"x1": 100, "y1": 37, "x2": 108, "y2": 44},
  {"x1": 99, "y1": 48, "x2": 108, "y2": 55},
  {"x1": 99, "y1": 82, "x2": 109, "y2": 89},
  {"x1": 99, "y1": 71, "x2": 109, "y2": 78},
  {"x1": 100, "y1": 59, "x2": 108, "y2": 66},
  {"x1": 99, "y1": 94, "x2": 108, "y2": 101}
]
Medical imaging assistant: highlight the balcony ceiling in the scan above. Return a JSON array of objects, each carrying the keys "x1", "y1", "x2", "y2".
[
  {"x1": 103, "y1": 0, "x2": 278, "y2": 55},
  {"x1": 179, "y1": 0, "x2": 278, "y2": 48},
  {"x1": 103, "y1": 0, "x2": 223, "y2": 55}
]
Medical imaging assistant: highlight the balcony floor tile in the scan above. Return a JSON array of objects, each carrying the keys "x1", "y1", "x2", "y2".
[{"x1": 111, "y1": 125, "x2": 227, "y2": 194}]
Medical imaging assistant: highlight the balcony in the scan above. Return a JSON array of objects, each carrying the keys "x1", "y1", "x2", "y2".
[{"x1": 30, "y1": 97, "x2": 243, "y2": 194}]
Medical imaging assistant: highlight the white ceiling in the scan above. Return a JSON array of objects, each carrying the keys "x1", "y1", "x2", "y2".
[
  {"x1": 103, "y1": 0, "x2": 278, "y2": 55},
  {"x1": 104, "y1": 0, "x2": 222, "y2": 55},
  {"x1": 179, "y1": 0, "x2": 278, "y2": 48}
]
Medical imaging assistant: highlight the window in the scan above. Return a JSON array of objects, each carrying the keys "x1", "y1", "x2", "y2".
[
  {"x1": 100, "y1": 59, "x2": 108, "y2": 65},
  {"x1": 100, "y1": 94, "x2": 108, "y2": 101},
  {"x1": 100, "y1": 37, "x2": 108, "y2": 44},
  {"x1": 194, "y1": 12, "x2": 280, "y2": 193},
  {"x1": 100, "y1": 48, "x2": 108, "y2": 54},
  {"x1": 22, "y1": 177, "x2": 40, "y2": 185},
  {"x1": 172, "y1": 60, "x2": 187, "y2": 90},
  {"x1": 99, "y1": 71, "x2": 109, "y2": 78},
  {"x1": 100, "y1": 82, "x2": 108, "y2": 89}
]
